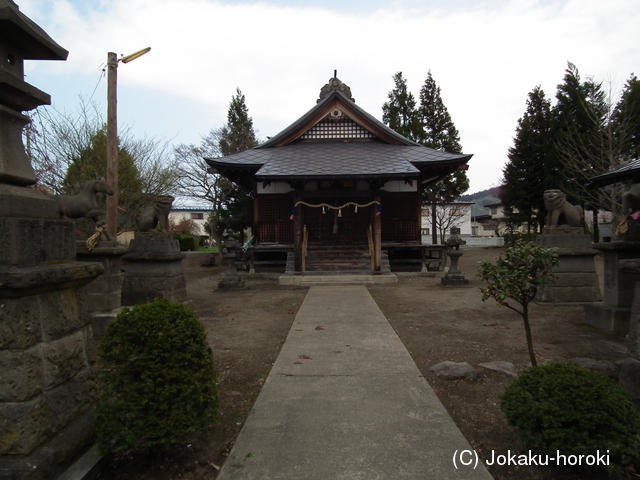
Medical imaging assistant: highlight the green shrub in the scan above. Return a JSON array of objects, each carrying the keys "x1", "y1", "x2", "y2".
[
  {"x1": 478, "y1": 240, "x2": 558, "y2": 366},
  {"x1": 96, "y1": 299, "x2": 219, "y2": 455},
  {"x1": 173, "y1": 233, "x2": 199, "y2": 251},
  {"x1": 501, "y1": 363, "x2": 640, "y2": 470}
]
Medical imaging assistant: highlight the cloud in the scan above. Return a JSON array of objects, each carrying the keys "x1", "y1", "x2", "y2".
[{"x1": 17, "y1": 0, "x2": 640, "y2": 192}]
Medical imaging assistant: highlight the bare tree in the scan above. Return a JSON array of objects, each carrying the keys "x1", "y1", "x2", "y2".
[
  {"x1": 556, "y1": 77, "x2": 639, "y2": 223},
  {"x1": 422, "y1": 203, "x2": 471, "y2": 243},
  {"x1": 26, "y1": 97, "x2": 180, "y2": 232},
  {"x1": 174, "y1": 129, "x2": 232, "y2": 258}
]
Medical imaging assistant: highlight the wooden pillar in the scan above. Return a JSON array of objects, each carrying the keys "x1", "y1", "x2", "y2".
[
  {"x1": 373, "y1": 197, "x2": 381, "y2": 272},
  {"x1": 106, "y1": 52, "x2": 118, "y2": 241},
  {"x1": 293, "y1": 196, "x2": 303, "y2": 273},
  {"x1": 252, "y1": 193, "x2": 259, "y2": 245}
]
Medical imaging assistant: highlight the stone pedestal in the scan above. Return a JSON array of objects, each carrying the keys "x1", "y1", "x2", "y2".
[
  {"x1": 535, "y1": 230, "x2": 602, "y2": 303},
  {"x1": 583, "y1": 240, "x2": 640, "y2": 335},
  {"x1": 441, "y1": 250, "x2": 469, "y2": 286},
  {"x1": 76, "y1": 241, "x2": 128, "y2": 341},
  {"x1": 121, "y1": 235, "x2": 187, "y2": 305},
  {"x1": 616, "y1": 260, "x2": 640, "y2": 408},
  {"x1": 0, "y1": 209, "x2": 104, "y2": 480}
]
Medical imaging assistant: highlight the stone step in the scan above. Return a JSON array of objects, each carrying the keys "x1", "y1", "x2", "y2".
[{"x1": 279, "y1": 273, "x2": 398, "y2": 286}]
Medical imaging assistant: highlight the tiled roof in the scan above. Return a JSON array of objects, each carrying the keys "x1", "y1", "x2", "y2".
[
  {"x1": 589, "y1": 159, "x2": 640, "y2": 187},
  {"x1": 206, "y1": 140, "x2": 470, "y2": 180},
  {"x1": 255, "y1": 142, "x2": 420, "y2": 179}
]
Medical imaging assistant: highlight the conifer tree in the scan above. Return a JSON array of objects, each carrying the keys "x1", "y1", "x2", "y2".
[
  {"x1": 553, "y1": 62, "x2": 607, "y2": 203},
  {"x1": 219, "y1": 87, "x2": 259, "y2": 156},
  {"x1": 417, "y1": 71, "x2": 469, "y2": 243},
  {"x1": 218, "y1": 88, "x2": 259, "y2": 239},
  {"x1": 613, "y1": 74, "x2": 640, "y2": 161},
  {"x1": 501, "y1": 86, "x2": 554, "y2": 231},
  {"x1": 382, "y1": 72, "x2": 423, "y2": 143},
  {"x1": 554, "y1": 62, "x2": 629, "y2": 220}
]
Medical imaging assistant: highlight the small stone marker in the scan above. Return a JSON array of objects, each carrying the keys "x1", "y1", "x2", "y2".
[
  {"x1": 429, "y1": 361, "x2": 480, "y2": 381},
  {"x1": 570, "y1": 357, "x2": 619, "y2": 379}
]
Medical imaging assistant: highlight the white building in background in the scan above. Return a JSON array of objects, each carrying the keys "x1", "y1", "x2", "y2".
[
  {"x1": 421, "y1": 202, "x2": 472, "y2": 244},
  {"x1": 169, "y1": 206, "x2": 212, "y2": 236}
]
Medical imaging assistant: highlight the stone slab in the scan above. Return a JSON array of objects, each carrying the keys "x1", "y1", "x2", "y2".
[
  {"x1": 279, "y1": 273, "x2": 398, "y2": 286},
  {"x1": 478, "y1": 361, "x2": 518, "y2": 377},
  {"x1": 430, "y1": 361, "x2": 480, "y2": 381}
]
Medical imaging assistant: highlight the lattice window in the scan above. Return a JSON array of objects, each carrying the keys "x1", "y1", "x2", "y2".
[
  {"x1": 258, "y1": 197, "x2": 293, "y2": 221},
  {"x1": 382, "y1": 194, "x2": 420, "y2": 242},
  {"x1": 300, "y1": 116, "x2": 375, "y2": 140}
]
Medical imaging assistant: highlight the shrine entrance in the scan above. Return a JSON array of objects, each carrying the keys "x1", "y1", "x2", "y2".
[{"x1": 303, "y1": 200, "x2": 373, "y2": 246}]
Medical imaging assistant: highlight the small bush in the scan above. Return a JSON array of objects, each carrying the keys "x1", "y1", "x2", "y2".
[
  {"x1": 173, "y1": 233, "x2": 199, "y2": 251},
  {"x1": 501, "y1": 363, "x2": 640, "y2": 470},
  {"x1": 96, "y1": 299, "x2": 219, "y2": 455}
]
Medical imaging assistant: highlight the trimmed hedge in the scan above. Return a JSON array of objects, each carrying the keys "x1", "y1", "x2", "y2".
[
  {"x1": 173, "y1": 233, "x2": 199, "y2": 251},
  {"x1": 501, "y1": 362, "x2": 640, "y2": 470},
  {"x1": 96, "y1": 299, "x2": 219, "y2": 454}
]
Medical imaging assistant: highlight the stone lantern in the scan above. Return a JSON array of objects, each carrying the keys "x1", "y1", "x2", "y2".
[
  {"x1": 0, "y1": 0, "x2": 67, "y2": 189},
  {"x1": 0, "y1": 2, "x2": 104, "y2": 479},
  {"x1": 218, "y1": 231, "x2": 246, "y2": 288},
  {"x1": 441, "y1": 227, "x2": 469, "y2": 286}
]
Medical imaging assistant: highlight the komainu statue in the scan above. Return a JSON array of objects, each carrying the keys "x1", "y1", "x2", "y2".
[
  {"x1": 622, "y1": 184, "x2": 640, "y2": 217},
  {"x1": 138, "y1": 195, "x2": 175, "y2": 232},
  {"x1": 543, "y1": 189, "x2": 583, "y2": 227},
  {"x1": 51, "y1": 179, "x2": 114, "y2": 240}
]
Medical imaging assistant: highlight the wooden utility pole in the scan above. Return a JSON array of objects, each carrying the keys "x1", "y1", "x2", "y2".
[{"x1": 106, "y1": 51, "x2": 118, "y2": 240}]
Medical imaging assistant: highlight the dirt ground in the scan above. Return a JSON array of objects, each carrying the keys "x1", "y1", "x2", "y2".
[{"x1": 97, "y1": 247, "x2": 631, "y2": 480}]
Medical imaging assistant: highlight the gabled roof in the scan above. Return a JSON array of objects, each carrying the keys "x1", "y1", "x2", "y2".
[
  {"x1": 589, "y1": 159, "x2": 640, "y2": 188},
  {"x1": 205, "y1": 76, "x2": 472, "y2": 189}
]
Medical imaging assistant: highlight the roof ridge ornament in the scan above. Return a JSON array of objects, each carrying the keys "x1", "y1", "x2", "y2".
[{"x1": 318, "y1": 70, "x2": 355, "y2": 103}]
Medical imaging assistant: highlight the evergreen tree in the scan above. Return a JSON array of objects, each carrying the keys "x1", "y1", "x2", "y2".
[
  {"x1": 501, "y1": 86, "x2": 554, "y2": 231},
  {"x1": 553, "y1": 62, "x2": 607, "y2": 203},
  {"x1": 217, "y1": 88, "x2": 259, "y2": 240},
  {"x1": 419, "y1": 71, "x2": 463, "y2": 153},
  {"x1": 554, "y1": 62, "x2": 628, "y2": 220},
  {"x1": 417, "y1": 71, "x2": 469, "y2": 243},
  {"x1": 613, "y1": 74, "x2": 640, "y2": 161},
  {"x1": 219, "y1": 88, "x2": 259, "y2": 156},
  {"x1": 382, "y1": 72, "x2": 423, "y2": 143}
]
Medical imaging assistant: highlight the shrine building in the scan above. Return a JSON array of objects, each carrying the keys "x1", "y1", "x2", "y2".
[{"x1": 206, "y1": 75, "x2": 472, "y2": 278}]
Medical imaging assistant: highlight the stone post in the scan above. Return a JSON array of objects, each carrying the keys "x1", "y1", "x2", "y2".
[
  {"x1": 0, "y1": 3, "x2": 104, "y2": 478},
  {"x1": 617, "y1": 259, "x2": 640, "y2": 409},
  {"x1": 583, "y1": 240, "x2": 640, "y2": 335}
]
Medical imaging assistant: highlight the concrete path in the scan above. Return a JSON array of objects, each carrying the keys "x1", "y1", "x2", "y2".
[{"x1": 217, "y1": 285, "x2": 493, "y2": 480}]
